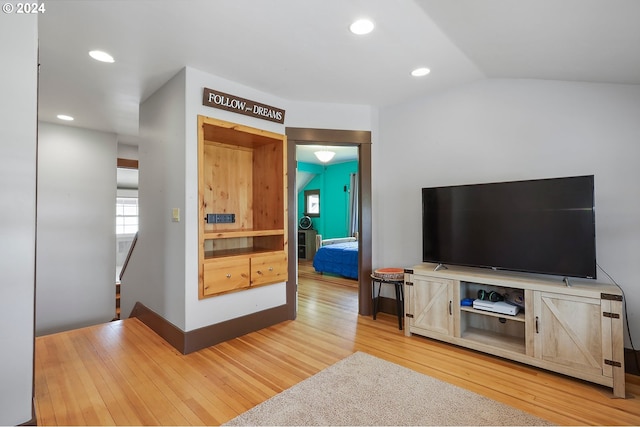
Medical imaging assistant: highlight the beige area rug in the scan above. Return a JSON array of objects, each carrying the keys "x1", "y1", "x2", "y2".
[{"x1": 225, "y1": 351, "x2": 554, "y2": 426}]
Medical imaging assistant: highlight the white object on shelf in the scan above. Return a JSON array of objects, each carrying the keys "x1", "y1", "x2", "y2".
[{"x1": 473, "y1": 299, "x2": 520, "y2": 316}]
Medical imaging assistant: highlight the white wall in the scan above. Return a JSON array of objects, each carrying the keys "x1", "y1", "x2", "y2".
[
  {"x1": 121, "y1": 69, "x2": 187, "y2": 328},
  {"x1": 36, "y1": 122, "x2": 117, "y2": 335},
  {"x1": 376, "y1": 78, "x2": 640, "y2": 344},
  {"x1": 0, "y1": 13, "x2": 37, "y2": 426},
  {"x1": 117, "y1": 143, "x2": 139, "y2": 160},
  {"x1": 285, "y1": 100, "x2": 375, "y2": 131}
]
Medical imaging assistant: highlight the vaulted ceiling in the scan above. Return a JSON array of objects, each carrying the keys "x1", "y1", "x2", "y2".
[{"x1": 37, "y1": 0, "x2": 640, "y2": 144}]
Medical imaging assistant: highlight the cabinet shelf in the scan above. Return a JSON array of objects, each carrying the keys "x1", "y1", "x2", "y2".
[
  {"x1": 460, "y1": 306, "x2": 525, "y2": 322},
  {"x1": 461, "y1": 327, "x2": 526, "y2": 355},
  {"x1": 204, "y1": 247, "x2": 282, "y2": 260},
  {"x1": 204, "y1": 229, "x2": 285, "y2": 239}
]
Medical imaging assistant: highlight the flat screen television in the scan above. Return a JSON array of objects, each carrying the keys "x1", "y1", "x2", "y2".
[{"x1": 422, "y1": 175, "x2": 596, "y2": 279}]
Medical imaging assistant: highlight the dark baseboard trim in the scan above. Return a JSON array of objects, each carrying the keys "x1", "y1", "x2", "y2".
[
  {"x1": 184, "y1": 304, "x2": 289, "y2": 354},
  {"x1": 625, "y1": 347, "x2": 640, "y2": 376},
  {"x1": 130, "y1": 301, "x2": 290, "y2": 355},
  {"x1": 19, "y1": 417, "x2": 37, "y2": 426},
  {"x1": 18, "y1": 400, "x2": 36, "y2": 425},
  {"x1": 130, "y1": 302, "x2": 186, "y2": 353}
]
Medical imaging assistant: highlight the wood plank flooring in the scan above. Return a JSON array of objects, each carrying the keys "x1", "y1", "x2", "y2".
[{"x1": 35, "y1": 264, "x2": 640, "y2": 425}]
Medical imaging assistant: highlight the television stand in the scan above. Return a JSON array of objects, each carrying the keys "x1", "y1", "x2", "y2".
[{"x1": 404, "y1": 263, "x2": 626, "y2": 398}]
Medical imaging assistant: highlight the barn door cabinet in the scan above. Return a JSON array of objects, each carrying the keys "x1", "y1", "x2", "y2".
[
  {"x1": 198, "y1": 115, "x2": 287, "y2": 298},
  {"x1": 405, "y1": 276, "x2": 456, "y2": 337},
  {"x1": 404, "y1": 263, "x2": 626, "y2": 398}
]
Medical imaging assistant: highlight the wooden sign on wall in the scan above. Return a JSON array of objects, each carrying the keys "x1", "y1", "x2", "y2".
[{"x1": 202, "y1": 88, "x2": 285, "y2": 124}]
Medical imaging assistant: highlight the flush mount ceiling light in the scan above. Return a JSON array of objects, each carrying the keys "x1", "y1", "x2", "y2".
[
  {"x1": 411, "y1": 67, "x2": 431, "y2": 77},
  {"x1": 56, "y1": 114, "x2": 74, "y2": 121},
  {"x1": 349, "y1": 19, "x2": 374, "y2": 35},
  {"x1": 89, "y1": 50, "x2": 115, "y2": 63},
  {"x1": 314, "y1": 150, "x2": 336, "y2": 163}
]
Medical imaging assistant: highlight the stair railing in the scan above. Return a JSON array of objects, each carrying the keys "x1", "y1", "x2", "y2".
[{"x1": 119, "y1": 231, "x2": 138, "y2": 281}]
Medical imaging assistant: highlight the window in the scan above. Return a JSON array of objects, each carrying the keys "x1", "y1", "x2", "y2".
[
  {"x1": 116, "y1": 197, "x2": 138, "y2": 235},
  {"x1": 304, "y1": 189, "x2": 320, "y2": 217}
]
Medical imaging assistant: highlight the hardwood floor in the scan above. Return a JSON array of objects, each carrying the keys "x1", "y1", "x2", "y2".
[
  {"x1": 35, "y1": 266, "x2": 640, "y2": 425},
  {"x1": 297, "y1": 259, "x2": 359, "y2": 288}
]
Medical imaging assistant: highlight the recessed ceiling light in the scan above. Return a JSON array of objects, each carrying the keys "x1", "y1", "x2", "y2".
[
  {"x1": 56, "y1": 114, "x2": 74, "y2": 121},
  {"x1": 411, "y1": 67, "x2": 431, "y2": 77},
  {"x1": 89, "y1": 50, "x2": 115, "y2": 63},
  {"x1": 349, "y1": 19, "x2": 374, "y2": 35}
]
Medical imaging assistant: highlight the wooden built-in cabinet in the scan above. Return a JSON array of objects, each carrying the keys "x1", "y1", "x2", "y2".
[
  {"x1": 405, "y1": 263, "x2": 626, "y2": 398},
  {"x1": 198, "y1": 115, "x2": 288, "y2": 298}
]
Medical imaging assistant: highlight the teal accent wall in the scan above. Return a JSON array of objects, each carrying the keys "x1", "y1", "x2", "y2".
[
  {"x1": 298, "y1": 160, "x2": 358, "y2": 239},
  {"x1": 298, "y1": 162, "x2": 323, "y2": 174}
]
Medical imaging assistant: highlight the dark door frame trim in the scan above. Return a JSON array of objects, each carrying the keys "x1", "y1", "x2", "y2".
[{"x1": 285, "y1": 127, "x2": 372, "y2": 319}]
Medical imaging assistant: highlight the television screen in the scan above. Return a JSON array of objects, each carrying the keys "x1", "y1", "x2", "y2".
[{"x1": 422, "y1": 175, "x2": 596, "y2": 279}]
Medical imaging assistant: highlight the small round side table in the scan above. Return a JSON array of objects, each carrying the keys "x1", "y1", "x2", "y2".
[{"x1": 371, "y1": 268, "x2": 405, "y2": 330}]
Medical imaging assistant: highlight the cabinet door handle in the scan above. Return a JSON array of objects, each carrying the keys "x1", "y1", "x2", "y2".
[
  {"x1": 268, "y1": 267, "x2": 274, "y2": 272},
  {"x1": 535, "y1": 316, "x2": 539, "y2": 333},
  {"x1": 226, "y1": 273, "x2": 231, "y2": 279},
  {"x1": 449, "y1": 301, "x2": 452, "y2": 316}
]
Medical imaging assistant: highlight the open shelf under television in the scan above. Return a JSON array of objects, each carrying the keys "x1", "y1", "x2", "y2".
[{"x1": 459, "y1": 306, "x2": 525, "y2": 322}]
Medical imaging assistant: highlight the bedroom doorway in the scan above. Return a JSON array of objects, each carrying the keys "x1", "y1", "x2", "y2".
[{"x1": 285, "y1": 128, "x2": 372, "y2": 320}]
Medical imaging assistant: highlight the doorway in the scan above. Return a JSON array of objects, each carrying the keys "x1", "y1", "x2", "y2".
[
  {"x1": 285, "y1": 128, "x2": 372, "y2": 320},
  {"x1": 115, "y1": 157, "x2": 138, "y2": 319}
]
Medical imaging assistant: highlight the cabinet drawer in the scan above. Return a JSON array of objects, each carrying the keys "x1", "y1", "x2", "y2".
[
  {"x1": 203, "y1": 258, "x2": 250, "y2": 296},
  {"x1": 251, "y1": 253, "x2": 288, "y2": 287}
]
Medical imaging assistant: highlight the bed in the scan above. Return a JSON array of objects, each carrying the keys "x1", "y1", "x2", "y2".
[{"x1": 312, "y1": 235, "x2": 359, "y2": 279}]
